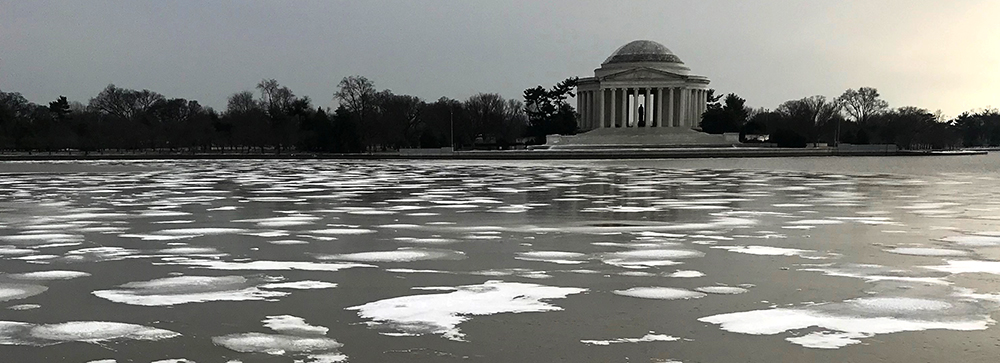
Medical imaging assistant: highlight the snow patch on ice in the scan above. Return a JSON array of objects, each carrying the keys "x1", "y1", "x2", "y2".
[{"x1": 346, "y1": 280, "x2": 585, "y2": 341}]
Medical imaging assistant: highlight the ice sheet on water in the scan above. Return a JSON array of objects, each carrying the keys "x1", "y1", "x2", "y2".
[
  {"x1": 696, "y1": 286, "x2": 748, "y2": 294},
  {"x1": 7, "y1": 304, "x2": 40, "y2": 310},
  {"x1": 0, "y1": 283, "x2": 48, "y2": 302},
  {"x1": 160, "y1": 258, "x2": 373, "y2": 272},
  {"x1": 308, "y1": 228, "x2": 376, "y2": 235},
  {"x1": 213, "y1": 315, "x2": 346, "y2": 362},
  {"x1": 580, "y1": 332, "x2": 680, "y2": 345},
  {"x1": 938, "y1": 235, "x2": 1000, "y2": 246},
  {"x1": 515, "y1": 251, "x2": 588, "y2": 265},
  {"x1": 234, "y1": 215, "x2": 321, "y2": 227},
  {"x1": 699, "y1": 296, "x2": 991, "y2": 349},
  {"x1": 0, "y1": 320, "x2": 179, "y2": 346},
  {"x1": 668, "y1": 270, "x2": 705, "y2": 278},
  {"x1": 7, "y1": 270, "x2": 90, "y2": 280},
  {"x1": 613, "y1": 287, "x2": 706, "y2": 300},
  {"x1": 258, "y1": 281, "x2": 337, "y2": 290},
  {"x1": 92, "y1": 275, "x2": 300, "y2": 306},
  {"x1": 801, "y1": 263, "x2": 950, "y2": 285},
  {"x1": 885, "y1": 247, "x2": 969, "y2": 257},
  {"x1": 601, "y1": 249, "x2": 704, "y2": 269},
  {"x1": 262, "y1": 315, "x2": 329, "y2": 335},
  {"x1": 346, "y1": 280, "x2": 585, "y2": 341},
  {"x1": 924, "y1": 260, "x2": 1000, "y2": 275},
  {"x1": 318, "y1": 248, "x2": 465, "y2": 263},
  {"x1": 711, "y1": 245, "x2": 826, "y2": 259}
]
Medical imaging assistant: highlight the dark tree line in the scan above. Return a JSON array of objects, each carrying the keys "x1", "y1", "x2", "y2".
[
  {"x1": 0, "y1": 76, "x2": 574, "y2": 153},
  {"x1": 699, "y1": 87, "x2": 990, "y2": 149}
]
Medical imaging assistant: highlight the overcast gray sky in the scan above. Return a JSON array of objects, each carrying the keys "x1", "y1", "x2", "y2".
[{"x1": 2, "y1": 0, "x2": 998, "y2": 117}]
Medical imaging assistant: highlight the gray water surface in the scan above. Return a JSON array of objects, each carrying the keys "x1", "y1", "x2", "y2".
[{"x1": 1, "y1": 156, "x2": 1000, "y2": 362}]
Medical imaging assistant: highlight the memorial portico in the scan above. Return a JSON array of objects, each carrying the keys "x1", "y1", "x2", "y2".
[{"x1": 575, "y1": 40, "x2": 710, "y2": 131}]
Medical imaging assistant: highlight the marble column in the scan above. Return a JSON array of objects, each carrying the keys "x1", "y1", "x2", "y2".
[
  {"x1": 680, "y1": 88, "x2": 689, "y2": 127},
  {"x1": 597, "y1": 89, "x2": 604, "y2": 129},
  {"x1": 643, "y1": 88, "x2": 650, "y2": 128},
  {"x1": 655, "y1": 88, "x2": 662, "y2": 127},
  {"x1": 610, "y1": 88, "x2": 617, "y2": 128}
]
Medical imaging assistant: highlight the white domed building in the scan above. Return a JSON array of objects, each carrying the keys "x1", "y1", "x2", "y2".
[
  {"x1": 547, "y1": 40, "x2": 731, "y2": 149},
  {"x1": 577, "y1": 40, "x2": 710, "y2": 130}
]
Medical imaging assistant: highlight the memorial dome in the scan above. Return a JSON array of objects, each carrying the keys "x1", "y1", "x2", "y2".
[{"x1": 603, "y1": 40, "x2": 683, "y2": 65}]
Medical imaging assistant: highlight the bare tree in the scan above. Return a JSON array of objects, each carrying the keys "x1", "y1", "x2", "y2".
[
  {"x1": 226, "y1": 91, "x2": 259, "y2": 115},
  {"x1": 88, "y1": 84, "x2": 164, "y2": 121},
  {"x1": 837, "y1": 87, "x2": 888, "y2": 125},
  {"x1": 334, "y1": 75, "x2": 376, "y2": 123}
]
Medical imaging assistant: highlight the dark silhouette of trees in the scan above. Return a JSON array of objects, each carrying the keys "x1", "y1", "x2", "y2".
[
  {"x1": 0, "y1": 81, "x2": 993, "y2": 154},
  {"x1": 837, "y1": 87, "x2": 889, "y2": 125},
  {"x1": 700, "y1": 93, "x2": 749, "y2": 134},
  {"x1": 524, "y1": 77, "x2": 578, "y2": 142}
]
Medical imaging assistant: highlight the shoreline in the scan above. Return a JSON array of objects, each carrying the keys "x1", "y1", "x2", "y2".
[{"x1": 0, "y1": 148, "x2": 986, "y2": 161}]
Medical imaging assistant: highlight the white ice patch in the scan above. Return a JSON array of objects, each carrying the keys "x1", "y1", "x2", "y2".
[
  {"x1": 786, "y1": 219, "x2": 844, "y2": 225},
  {"x1": 156, "y1": 228, "x2": 248, "y2": 235},
  {"x1": 7, "y1": 270, "x2": 90, "y2": 280},
  {"x1": 0, "y1": 321, "x2": 180, "y2": 346},
  {"x1": 601, "y1": 249, "x2": 703, "y2": 269},
  {"x1": 319, "y1": 248, "x2": 465, "y2": 263},
  {"x1": 346, "y1": 280, "x2": 585, "y2": 341},
  {"x1": 213, "y1": 314, "x2": 345, "y2": 362},
  {"x1": 613, "y1": 287, "x2": 706, "y2": 300},
  {"x1": 92, "y1": 276, "x2": 288, "y2": 306},
  {"x1": 939, "y1": 235, "x2": 1000, "y2": 246},
  {"x1": 711, "y1": 245, "x2": 827, "y2": 259},
  {"x1": 309, "y1": 228, "x2": 376, "y2": 235},
  {"x1": 213, "y1": 333, "x2": 345, "y2": 361},
  {"x1": 0, "y1": 283, "x2": 48, "y2": 302},
  {"x1": 802, "y1": 264, "x2": 950, "y2": 285},
  {"x1": 515, "y1": 251, "x2": 588, "y2": 265},
  {"x1": 150, "y1": 359, "x2": 195, "y2": 363},
  {"x1": 7, "y1": 304, "x2": 40, "y2": 310},
  {"x1": 580, "y1": 332, "x2": 680, "y2": 345},
  {"x1": 258, "y1": 281, "x2": 337, "y2": 290},
  {"x1": 925, "y1": 260, "x2": 1000, "y2": 275},
  {"x1": 668, "y1": 270, "x2": 705, "y2": 278},
  {"x1": 885, "y1": 247, "x2": 969, "y2": 257},
  {"x1": 699, "y1": 296, "x2": 989, "y2": 349},
  {"x1": 262, "y1": 315, "x2": 329, "y2": 335},
  {"x1": 161, "y1": 258, "x2": 372, "y2": 272},
  {"x1": 696, "y1": 286, "x2": 748, "y2": 295},
  {"x1": 269, "y1": 239, "x2": 308, "y2": 245}
]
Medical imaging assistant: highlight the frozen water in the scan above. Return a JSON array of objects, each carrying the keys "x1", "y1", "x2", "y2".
[
  {"x1": 92, "y1": 276, "x2": 289, "y2": 306},
  {"x1": 699, "y1": 296, "x2": 990, "y2": 349},
  {"x1": 581, "y1": 332, "x2": 680, "y2": 345},
  {"x1": 7, "y1": 270, "x2": 90, "y2": 280},
  {"x1": 347, "y1": 280, "x2": 585, "y2": 341},
  {"x1": 668, "y1": 270, "x2": 705, "y2": 278},
  {"x1": 0, "y1": 283, "x2": 48, "y2": 302},
  {"x1": 884, "y1": 247, "x2": 969, "y2": 257},
  {"x1": 0, "y1": 321, "x2": 180, "y2": 346},
  {"x1": 696, "y1": 286, "x2": 748, "y2": 294},
  {"x1": 262, "y1": 315, "x2": 329, "y2": 335},
  {"x1": 319, "y1": 248, "x2": 465, "y2": 263},
  {"x1": 613, "y1": 287, "x2": 707, "y2": 300},
  {"x1": 161, "y1": 258, "x2": 372, "y2": 272},
  {"x1": 515, "y1": 251, "x2": 588, "y2": 265}
]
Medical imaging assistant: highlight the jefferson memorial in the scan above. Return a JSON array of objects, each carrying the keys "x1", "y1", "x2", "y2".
[{"x1": 546, "y1": 40, "x2": 731, "y2": 149}]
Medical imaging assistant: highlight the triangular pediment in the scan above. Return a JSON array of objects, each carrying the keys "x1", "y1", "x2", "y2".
[{"x1": 601, "y1": 67, "x2": 684, "y2": 81}]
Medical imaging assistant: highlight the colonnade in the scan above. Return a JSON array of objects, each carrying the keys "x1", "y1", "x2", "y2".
[{"x1": 576, "y1": 87, "x2": 708, "y2": 130}]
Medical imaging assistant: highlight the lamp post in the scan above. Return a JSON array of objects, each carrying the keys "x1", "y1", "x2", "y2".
[{"x1": 450, "y1": 106, "x2": 455, "y2": 152}]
